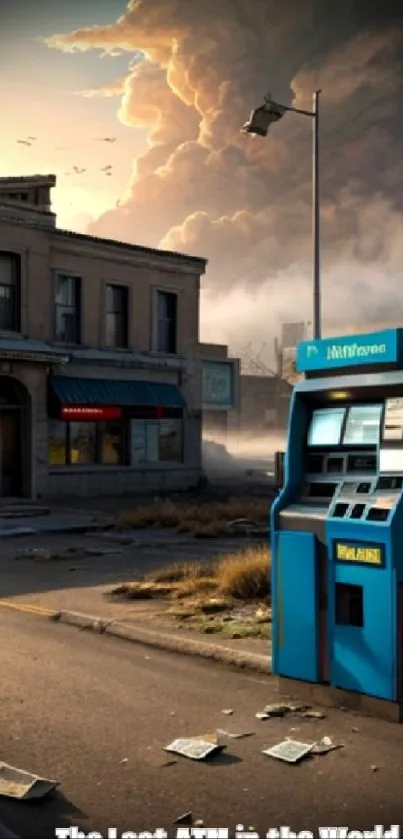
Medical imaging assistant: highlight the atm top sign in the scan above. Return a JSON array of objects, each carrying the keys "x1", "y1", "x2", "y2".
[{"x1": 296, "y1": 329, "x2": 403, "y2": 374}]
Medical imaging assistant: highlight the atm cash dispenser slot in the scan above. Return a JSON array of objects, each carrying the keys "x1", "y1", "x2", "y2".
[
  {"x1": 306, "y1": 482, "x2": 337, "y2": 501},
  {"x1": 326, "y1": 455, "x2": 345, "y2": 474},
  {"x1": 333, "y1": 502, "x2": 349, "y2": 518},
  {"x1": 376, "y1": 476, "x2": 403, "y2": 491},
  {"x1": 349, "y1": 503, "x2": 367, "y2": 519},
  {"x1": 366, "y1": 507, "x2": 390, "y2": 523}
]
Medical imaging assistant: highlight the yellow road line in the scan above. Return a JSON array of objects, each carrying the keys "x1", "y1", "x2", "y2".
[{"x1": 0, "y1": 600, "x2": 55, "y2": 617}]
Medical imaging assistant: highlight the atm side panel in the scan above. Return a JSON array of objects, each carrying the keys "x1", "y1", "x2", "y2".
[{"x1": 273, "y1": 531, "x2": 319, "y2": 682}]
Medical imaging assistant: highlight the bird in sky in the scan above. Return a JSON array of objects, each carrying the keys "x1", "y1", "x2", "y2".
[
  {"x1": 95, "y1": 137, "x2": 117, "y2": 142},
  {"x1": 72, "y1": 166, "x2": 86, "y2": 174},
  {"x1": 100, "y1": 165, "x2": 113, "y2": 172},
  {"x1": 27, "y1": 136, "x2": 36, "y2": 141},
  {"x1": 16, "y1": 139, "x2": 32, "y2": 146}
]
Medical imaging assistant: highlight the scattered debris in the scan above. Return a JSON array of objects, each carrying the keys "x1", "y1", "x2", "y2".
[
  {"x1": 263, "y1": 703, "x2": 290, "y2": 717},
  {"x1": 371, "y1": 765, "x2": 379, "y2": 772},
  {"x1": 351, "y1": 727, "x2": 359, "y2": 733},
  {"x1": 120, "y1": 758, "x2": 128, "y2": 764},
  {"x1": 222, "y1": 709, "x2": 234, "y2": 716},
  {"x1": 255, "y1": 702, "x2": 311, "y2": 721},
  {"x1": 14, "y1": 548, "x2": 45, "y2": 557},
  {"x1": 0, "y1": 761, "x2": 59, "y2": 800},
  {"x1": 165, "y1": 738, "x2": 225, "y2": 761},
  {"x1": 84, "y1": 548, "x2": 123, "y2": 556},
  {"x1": 193, "y1": 732, "x2": 218, "y2": 744},
  {"x1": 217, "y1": 729, "x2": 254, "y2": 740},
  {"x1": 194, "y1": 820, "x2": 204, "y2": 828},
  {"x1": 311, "y1": 737, "x2": 343, "y2": 755},
  {"x1": 200, "y1": 598, "x2": 230, "y2": 614},
  {"x1": 302, "y1": 709, "x2": 326, "y2": 719},
  {"x1": 262, "y1": 739, "x2": 314, "y2": 764},
  {"x1": 173, "y1": 812, "x2": 193, "y2": 826}
]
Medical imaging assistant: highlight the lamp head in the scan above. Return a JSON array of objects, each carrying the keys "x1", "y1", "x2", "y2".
[{"x1": 241, "y1": 102, "x2": 285, "y2": 137}]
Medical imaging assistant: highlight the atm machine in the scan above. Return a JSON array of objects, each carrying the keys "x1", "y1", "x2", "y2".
[{"x1": 271, "y1": 328, "x2": 403, "y2": 714}]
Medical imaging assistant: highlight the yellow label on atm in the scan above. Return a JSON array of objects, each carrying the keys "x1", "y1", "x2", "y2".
[{"x1": 335, "y1": 541, "x2": 383, "y2": 566}]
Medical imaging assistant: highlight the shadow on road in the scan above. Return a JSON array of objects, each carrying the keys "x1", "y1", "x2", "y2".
[{"x1": 0, "y1": 790, "x2": 85, "y2": 839}]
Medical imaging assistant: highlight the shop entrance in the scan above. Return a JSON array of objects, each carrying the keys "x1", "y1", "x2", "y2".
[{"x1": 0, "y1": 376, "x2": 31, "y2": 498}]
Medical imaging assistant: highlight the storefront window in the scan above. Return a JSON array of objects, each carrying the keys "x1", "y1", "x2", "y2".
[
  {"x1": 130, "y1": 418, "x2": 183, "y2": 464},
  {"x1": 158, "y1": 419, "x2": 182, "y2": 462},
  {"x1": 48, "y1": 420, "x2": 67, "y2": 465},
  {"x1": 69, "y1": 422, "x2": 96, "y2": 464},
  {"x1": 99, "y1": 421, "x2": 124, "y2": 464},
  {"x1": 47, "y1": 417, "x2": 181, "y2": 466}
]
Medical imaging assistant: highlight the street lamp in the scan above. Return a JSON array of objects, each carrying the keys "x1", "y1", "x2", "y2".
[{"x1": 241, "y1": 91, "x2": 322, "y2": 340}]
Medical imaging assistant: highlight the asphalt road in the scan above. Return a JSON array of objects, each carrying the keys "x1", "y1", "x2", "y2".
[{"x1": 1, "y1": 609, "x2": 403, "y2": 839}]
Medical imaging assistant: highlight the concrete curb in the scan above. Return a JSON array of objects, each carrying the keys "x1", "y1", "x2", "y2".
[{"x1": 52, "y1": 610, "x2": 272, "y2": 675}]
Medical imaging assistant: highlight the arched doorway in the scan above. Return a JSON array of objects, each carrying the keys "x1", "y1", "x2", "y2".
[{"x1": 0, "y1": 376, "x2": 31, "y2": 498}]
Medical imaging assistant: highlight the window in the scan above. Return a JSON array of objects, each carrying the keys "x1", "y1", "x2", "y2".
[
  {"x1": 54, "y1": 274, "x2": 81, "y2": 343},
  {"x1": 0, "y1": 252, "x2": 21, "y2": 332},
  {"x1": 48, "y1": 420, "x2": 67, "y2": 465},
  {"x1": 69, "y1": 422, "x2": 96, "y2": 464},
  {"x1": 158, "y1": 419, "x2": 183, "y2": 462},
  {"x1": 98, "y1": 421, "x2": 124, "y2": 464},
  {"x1": 130, "y1": 418, "x2": 183, "y2": 463},
  {"x1": 48, "y1": 420, "x2": 126, "y2": 466},
  {"x1": 105, "y1": 284, "x2": 128, "y2": 348},
  {"x1": 155, "y1": 291, "x2": 177, "y2": 353}
]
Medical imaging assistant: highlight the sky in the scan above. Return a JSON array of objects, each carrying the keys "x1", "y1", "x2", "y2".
[{"x1": 1, "y1": 0, "x2": 403, "y2": 358}]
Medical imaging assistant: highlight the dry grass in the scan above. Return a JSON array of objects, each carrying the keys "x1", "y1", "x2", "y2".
[
  {"x1": 111, "y1": 546, "x2": 271, "y2": 603},
  {"x1": 118, "y1": 497, "x2": 269, "y2": 534},
  {"x1": 109, "y1": 545, "x2": 271, "y2": 637},
  {"x1": 216, "y1": 546, "x2": 270, "y2": 599}
]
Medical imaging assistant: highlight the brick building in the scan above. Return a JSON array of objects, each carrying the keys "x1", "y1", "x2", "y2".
[{"x1": 0, "y1": 175, "x2": 208, "y2": 499}]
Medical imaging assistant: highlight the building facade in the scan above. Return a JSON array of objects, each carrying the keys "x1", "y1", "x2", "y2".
[
  {"x1": 199, "y1": 342, "x2": 240, "y2": 442},
  {"x1": 0, "y1": 175, "x2": 207, "y2": 499}
]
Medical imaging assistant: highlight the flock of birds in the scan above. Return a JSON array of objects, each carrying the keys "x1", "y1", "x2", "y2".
[{"x1": 15, "y1": 135, "x2": 118, "y2": 177}]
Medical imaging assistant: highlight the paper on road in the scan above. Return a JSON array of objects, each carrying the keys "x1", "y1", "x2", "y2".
[{"x1": 0, "y1": 761, "x2": 59, "y2": 800}]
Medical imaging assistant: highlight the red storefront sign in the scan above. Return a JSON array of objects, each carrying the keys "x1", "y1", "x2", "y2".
[{"x1": 61, "y1": 406, "x2": 122, "y2": 420}]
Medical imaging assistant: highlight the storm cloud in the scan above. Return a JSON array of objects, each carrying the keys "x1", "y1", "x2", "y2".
[{"x1": 45, "y1": 0, "x2": 403, "y2": 349}]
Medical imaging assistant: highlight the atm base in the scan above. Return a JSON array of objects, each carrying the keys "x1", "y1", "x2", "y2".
[{"x1": 277, "y1": 676, "x2": 403, "y2": 723}]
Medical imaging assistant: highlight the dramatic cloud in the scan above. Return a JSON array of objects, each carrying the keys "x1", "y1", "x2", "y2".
[
  {"x1": 75, "y1": 77, "x2": 126, "y2": 98},
  {"x1": 45, "y1": 0, "x2": 403, "y2": 352}
]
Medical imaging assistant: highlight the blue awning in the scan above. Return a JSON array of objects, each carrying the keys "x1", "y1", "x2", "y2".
[{"x1": 50, "y1": 376, "x2": 185, "y2": 408}]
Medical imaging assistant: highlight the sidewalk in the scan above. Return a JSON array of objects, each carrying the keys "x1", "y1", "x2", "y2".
[
  {"x1": 0, "y1": 530, "x2": 271, "y2": 672},
  {"x1": 0, "y1": 509, "x2": 108, "y2": 539}
]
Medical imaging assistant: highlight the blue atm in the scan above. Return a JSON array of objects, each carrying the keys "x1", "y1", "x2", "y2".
[{"x1": 271, "y1": 328, "x2": 403, "y2": 717}]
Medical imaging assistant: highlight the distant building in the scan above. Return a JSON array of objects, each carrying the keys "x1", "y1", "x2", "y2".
[
  {"x1": 229, "y1": 374, "x2": 292, "y2": 436},
  {"x1": 199, "y1": 342, "x2": 240, "y2": 441},
  {"x1": 0, "y1": 175, "x2": 208, "y2": 499}
]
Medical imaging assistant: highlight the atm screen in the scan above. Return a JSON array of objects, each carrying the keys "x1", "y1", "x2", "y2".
[
  {"x1": 343, "y1": 404, "x2": 382, "y2": 446},
  {"x1": 307, "y1": 408, "x2": 346, "y2": 447},
  {"x1": 383, "y1": 397, "x2": 403, "y2": 441}
]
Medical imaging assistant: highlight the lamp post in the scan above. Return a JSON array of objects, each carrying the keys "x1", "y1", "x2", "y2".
[{"x1": 241, "y1": 90, "x2": 322, "y2": 340}]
